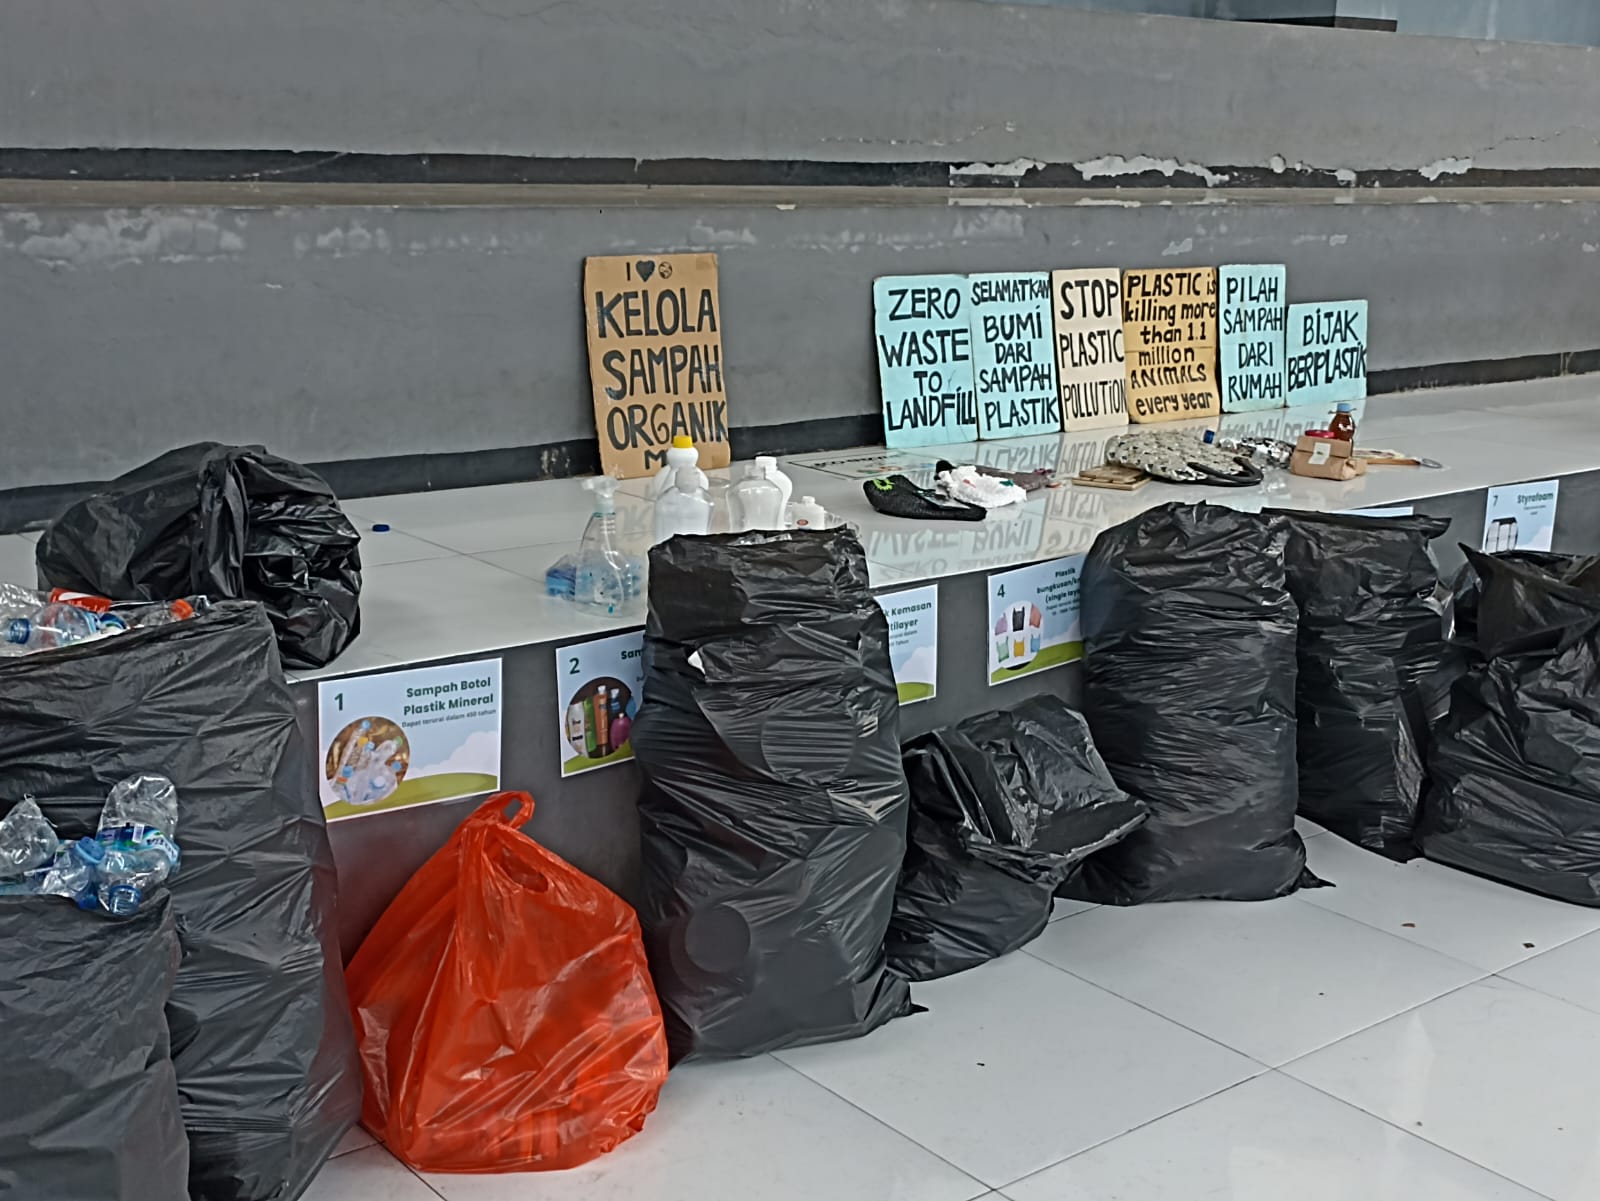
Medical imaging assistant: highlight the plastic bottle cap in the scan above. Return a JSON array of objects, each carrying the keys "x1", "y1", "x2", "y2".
[
  {"x1": 801, "y1": 496, "x2": 816, "y2": 504},
  {"x1": 73, "y1": 836, "x2": 105, "y2": 865},
  {"x1": 671, "y1": 435, "x2": 694, "y2": 450},
  {"x1": 371, "y1": 523, "x2": 391, "y2": 533},
  {"x1": 755, "y1": 455, "x2": 776, "y2": 469}
]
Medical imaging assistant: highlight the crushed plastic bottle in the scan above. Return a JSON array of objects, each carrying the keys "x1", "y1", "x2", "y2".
[
  {"x1": 0, "y1": 797, "x2": 60, "y2": 877},
  {"x1": 95, "y1": 773, "x2": 182, "y2": 917},
  {"x1": 37, "y1": 837, "x2": 107, "y2": 908},
  {"x1": 1, "y1": 602, "x2": 107, "y2": 655}
]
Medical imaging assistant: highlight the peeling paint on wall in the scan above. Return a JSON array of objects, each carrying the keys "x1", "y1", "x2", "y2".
[
  {"x1": 1075, "y1": 155, "x2": 1231, "y2": 187},
  {"x1": 949, "y1": 157, "x2": 1046, "y2": 180},
  {"x1": 2, "y1": 209, "x2": 248, "y2": 270},
  {"x1": 1419, "y1": 157, "x2": 1474, "y2": 181}
]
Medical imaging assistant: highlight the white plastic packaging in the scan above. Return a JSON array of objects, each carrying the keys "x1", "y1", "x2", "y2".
[
  {"x1": 654, "y1": 466, "x2": 714, "y2": 544},
  {"x1": 731, "y1": 464, "x2": 785, "y2": 531},
  {"x1": 753, "y1": 455, "x2": 793, "y2": 512}
]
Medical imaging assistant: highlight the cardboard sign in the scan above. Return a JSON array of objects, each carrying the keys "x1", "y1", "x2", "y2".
[
  {"x1": 968, "y1": 273, "x2": 1061, "y2": 440},
  {"x1": 1052, "y1": 268, "x2": 1129, "y2": 431},
  {"x1": 1286, "y1": 300, "x2": 1368, "y2": 408},
  {"x1": 584, "y1": 253, "x2": 730, "y2": 478},
  {"x1": 317, "y1": 659, "x2": 502, "y2": 822},
  {"x1": 873, "y1": 274, "x2": 979, "y2": 447},
  {"x1": 1220, "y1": 265, "x2": 1288, "y2": 412},
  {"x1": 1122, "y1": 267, "x2": 1220, "y2": 424}
]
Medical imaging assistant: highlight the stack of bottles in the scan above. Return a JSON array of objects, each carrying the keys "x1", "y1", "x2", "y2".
[
  {"x1": 552, "y1": 438, "x2": 807, "y2": 614},
  {"x1": 0, "y1": 583, "x2": 203, "y2": 657},
  {"x1": 565, "y1": 683, "x2": 636, "y2": 761},
  {"x1": 0, "y1": 773, "x2": 183, "y2": 916}
]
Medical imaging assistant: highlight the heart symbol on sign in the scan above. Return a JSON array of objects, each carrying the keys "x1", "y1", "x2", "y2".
[{"x1": 635, "y1": 260, "x2": 656, "y2": 282}]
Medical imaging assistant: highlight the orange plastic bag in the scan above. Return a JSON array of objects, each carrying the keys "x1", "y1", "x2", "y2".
[{"x1": 345, "y1": 793, "x2": 669, "y2": 1173}]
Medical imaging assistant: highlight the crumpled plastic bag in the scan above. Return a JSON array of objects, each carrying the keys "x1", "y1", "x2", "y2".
[
  {"x1": 1067, "y1": 502, "x2": 1317, "y2": 904},
  {"x1": 890, "y1": 696, "x2": 1147, "y2": 980},
  {"x1": 1269, "y1": 510, "x2": 1451, "y2": 859},
  {"x1": 346, "y1": 793, "x2": 669, "y2": 1172},
  {"x1": 632, "y1": 527, "x2": 914, "y2": 1061},
  {"x1": 0, "y1": 893, "x2": 188, "y2": 1201},
  {"x1": 36, "y1": 442, "x2": 361, "y2": 668},
  {"x1": 1419, "y1": 549, "x2": 1600, "y2": 905}
]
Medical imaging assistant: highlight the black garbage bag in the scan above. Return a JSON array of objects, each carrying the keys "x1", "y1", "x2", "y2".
[
  {"x1": 890, "y1": 696, "x2": 1147, "y2": 981},
  {"x1": 0, "y1": 893, "x2": 188, "y2": 1201},
  {"x1": 1066, "y1": 502, "x2": 1315, "y2": 904},
  {"x1": 1267, "y1": 510, "x2": 1451, "y2": 860},
  {"x1": 1419, "y1": 549, "x2": 1600, "y2": 905},
  {"x1": 632, "y1": 527, "x2": 914, "y2": 1062},
  {"x1": 36, "y1": 442, "x2": 362, "y2": 668},
  {"x1": 0, "y1": 603, "x2": 361, "y2": 1201}
]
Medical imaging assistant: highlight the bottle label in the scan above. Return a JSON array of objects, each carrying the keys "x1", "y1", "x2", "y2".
[
  {"x1": 48, "y1": 589, "x2": 114, "y2": 614},
  {"x1": 97, "y1": 824, "x2": 181, "y2": 869}
]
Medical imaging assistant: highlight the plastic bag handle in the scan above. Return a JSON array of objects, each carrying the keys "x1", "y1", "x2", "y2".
[{"x1": 470, "y1": 790, "x2": 534, "y2": 828}]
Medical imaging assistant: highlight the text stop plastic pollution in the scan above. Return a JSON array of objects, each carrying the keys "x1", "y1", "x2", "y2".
[{"x1": 346, "y1": 793, "x2": 669, "y2": 1173}]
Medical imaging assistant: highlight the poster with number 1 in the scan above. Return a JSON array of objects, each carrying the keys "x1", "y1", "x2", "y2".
[{"x1": 316, "y1": 658, "x2": 503, "y2": 822}]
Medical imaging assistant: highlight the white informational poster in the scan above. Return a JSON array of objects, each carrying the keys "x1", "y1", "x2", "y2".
[
  {"x1": 875, "y1": 585, "x2": 939, "y2": 705},
  {"x1": 1482, "y1": 479, "x2": 1560, "y2": 553},
  {"x1": 317, "y1": 658, "x2": 502, "y2": 822},
  {"x1": 987, "y1": 555, "x2": 1086, "y2": 685},
  {"x1": 557, "y1": 630, "x2": 646, "y2": 777}
]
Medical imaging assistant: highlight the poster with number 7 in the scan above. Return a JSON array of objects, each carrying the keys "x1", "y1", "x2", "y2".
[{"x1": 558, "y1": 630, "x2": 647, "y2": 777}]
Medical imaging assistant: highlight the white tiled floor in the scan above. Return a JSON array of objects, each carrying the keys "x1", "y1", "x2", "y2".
[{"x1": 307, "y1": 824, "x2": 1600, "y2": 1201}]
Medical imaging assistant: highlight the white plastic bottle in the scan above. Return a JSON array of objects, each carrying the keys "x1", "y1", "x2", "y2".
[
  {"x1": 653, "y1": 465, "x2": 714, "y2": 545},
  {"x1": 753, "y1": 455, "x2": 793, "y2": 513},
  {"x1": 730, "y1": 464, "x2": 785, "y2": 531},
  {"x1": 651, "y1": 435, "x2": 709, "y2": 497},
  {"x1": 790, "y1": 496, "x2": 828, "y2": 529}
]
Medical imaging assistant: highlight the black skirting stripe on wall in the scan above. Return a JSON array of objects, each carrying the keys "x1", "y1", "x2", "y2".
[
  {"x1": 3, "y1": 349, "x2": 1597, "y2": 536},
  {"x1": 4, "y1": 148, "x2": 1600, "y2": 191}
]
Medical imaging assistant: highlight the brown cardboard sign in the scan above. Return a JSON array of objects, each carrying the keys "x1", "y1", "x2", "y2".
[
  {"x1": 1052, "y1": 268, "x2": 1129, "y2": 432},
  {"x1": 584, "y1": 253, "x2": 730, "y2": 478},
  {"x1": 1121, "y1": 267, "x2": 1221, "y2": 424}
]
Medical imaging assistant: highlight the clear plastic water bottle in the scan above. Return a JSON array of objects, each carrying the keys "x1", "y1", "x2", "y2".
[
  {"x1": 653, "y1": 463, "x2": 714, "y2": 545},
  {"x1": 95, "y1": 773, "x2": 182, "y2": 917},
  {"x1": 0, "y1": 797, "x2": 60, "y2": 877},
  {"x1": 2, "y1": 603, "x2": 105, "y2": 654},
  {"x1": 37, "y1": 837, "x2": 107, "y2": 908}
]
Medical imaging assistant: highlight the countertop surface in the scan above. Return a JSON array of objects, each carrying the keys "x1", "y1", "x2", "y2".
[{"x1": 1, "y1": 374, "x2": 1594, "y2": 681}]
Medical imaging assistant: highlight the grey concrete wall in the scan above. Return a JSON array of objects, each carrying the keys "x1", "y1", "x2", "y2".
[
  {"x1": 2, "y1": 190, "x2": 1597, "y2": 490},
  {"x1": 2, "y1": 0, "x2": 1598, "y2": 175}
]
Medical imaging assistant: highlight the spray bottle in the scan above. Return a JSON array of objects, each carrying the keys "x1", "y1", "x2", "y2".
[{"x1": 575, "y1": 476, "x2": 635, "y2": 616}]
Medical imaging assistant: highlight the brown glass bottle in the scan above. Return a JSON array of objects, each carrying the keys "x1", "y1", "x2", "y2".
[{"x1": 1329, "y1": 402, "x2": 1357, "y2": 442}]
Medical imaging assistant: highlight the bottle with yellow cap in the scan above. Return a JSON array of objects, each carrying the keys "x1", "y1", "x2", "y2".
[{"x1": 650, "y1": 435, "x2": 709, "y2": 497}]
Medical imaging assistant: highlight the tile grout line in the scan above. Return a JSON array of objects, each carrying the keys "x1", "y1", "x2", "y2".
[
  {"x1": 763, "y1": 1053, "x2": 994, "y2": 1201},
  {"x1": 1280, "y1": 1068, "x2": 1565, "y2": 1201},
  {"x1": 993, "y1": 1073, "x2": 1266, "y2": 1196},
  {"x1": 1023, "y1": 901, "x2": 1499, "y2": 1070}
]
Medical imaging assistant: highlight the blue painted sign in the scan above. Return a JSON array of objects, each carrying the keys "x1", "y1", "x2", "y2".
[
  {"x1": 1220, "y1": 264, "x2": 1288, "y2": 412},
  {"x1": 1286, "y1": 300, "x2": 1368, "y2": 408},
  {"x1": 873, "y1": 274, "x2": 979, "y2": 447},
  {"x1": 968, "y1": 272, "x2": 1062, "y2": 440}
]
